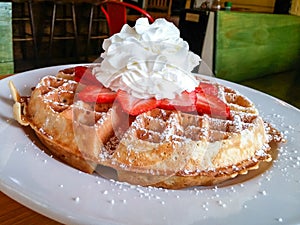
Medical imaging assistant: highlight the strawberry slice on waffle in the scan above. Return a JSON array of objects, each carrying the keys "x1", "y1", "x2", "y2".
[
  {"x1": 195, "y1": 83, "x2": 230, "y2": 118},
  {"x1": 116, "y1": 90, "x2": 158, "y2": 116},
  {"x1": 78, "y1": 85, "x2": 117, "y2": 103},
  {"x1": 158, "y1": 91, "x2": 197, "y2": 112},
  {"x1": 74, "y1": 66, "x2": 102, "y2": 86},
  {"x1": 78, "y1": 80, "x2": 230, "y2": 118}
]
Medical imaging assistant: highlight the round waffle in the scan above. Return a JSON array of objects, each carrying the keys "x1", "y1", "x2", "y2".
[{"x1": 9, "y1": 70, "x2": 283, "y2": 189}]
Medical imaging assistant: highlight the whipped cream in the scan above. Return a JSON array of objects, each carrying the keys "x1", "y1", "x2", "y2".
[{"x1": 93, "y1": 18, "x2": 201, "y2": 99}]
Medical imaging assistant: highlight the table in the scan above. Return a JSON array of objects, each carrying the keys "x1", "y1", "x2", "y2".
[
  {"x1": 0, "y1": 74, "x2": 62, "y2": 225},
  {"x1": 0, "y1": 192, "x2": 62, "y2": 225}
]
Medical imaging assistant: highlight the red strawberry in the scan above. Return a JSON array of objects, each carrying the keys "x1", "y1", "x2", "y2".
[
  {"x1": 74, "y1": 66, "x2": 90, "y2": 81},
  {"x1": 74, "y1": 66, "x2": 102, "y2": 86},
  {"x1": 194, "y1": 82, "x2": 230, "y2": 118},
  {"x1": 78, "y1": 85, "x2": 117, "y2": 103},
  {"x1": 158, "y1": 91, "x2": 197, "y2": 112},
  {"x1": 116, "y1": 90, "x2": 158, "y2": 116},
  {"x1": 196, "y1": 82, "x2": 219, "y2": 96},
  {"x1": 195, "y1": 91, "x2": 230, "y2": 118}
]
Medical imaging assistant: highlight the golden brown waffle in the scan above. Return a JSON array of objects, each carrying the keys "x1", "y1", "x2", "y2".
[
  {"x1": 10, "y1": 73, "x2": 283, "y2": 189},
  {"x1": 103, "y1": 107, "x2": 272, "y2": 188},
  {"x1": 10, "y1": 75, "x2": 114, "y2": 173}
]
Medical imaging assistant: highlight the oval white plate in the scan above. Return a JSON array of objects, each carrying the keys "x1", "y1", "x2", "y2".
[{"x1": 0, "y1": 65, "x2": 300, "y2": 225}]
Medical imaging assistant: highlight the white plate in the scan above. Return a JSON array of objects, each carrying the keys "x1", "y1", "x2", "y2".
[{"x1": 0, "y1": 65, "x2": 300, "y2": 225}]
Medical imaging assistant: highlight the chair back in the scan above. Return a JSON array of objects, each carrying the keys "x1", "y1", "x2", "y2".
[
  {"x1": 100, "y1": 1, "x2": 154, "y2": 36},
  {"x1": 144, "y1": 0, "x2": 172, "y2": 18}
]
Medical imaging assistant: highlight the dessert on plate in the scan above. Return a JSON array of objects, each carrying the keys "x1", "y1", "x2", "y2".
[{"x1": 10, "y1": 18, "x2": 284, "y2": 189}]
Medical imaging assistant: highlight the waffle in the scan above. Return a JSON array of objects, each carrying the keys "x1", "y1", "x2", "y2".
[
  {"x1": 10, "y1": 75, "x2": 115, "y2": 173},
  {"x1": 9, "y1": 71, "x2": 283, "y2": 189},
  {"x1": 103, "y1": 90, "x2": 279, "y2": 188}
]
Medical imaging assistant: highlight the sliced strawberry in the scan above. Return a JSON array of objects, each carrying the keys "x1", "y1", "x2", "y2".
[
  {"x1": 196, "y1": 91, "x2": 230, "y2": 118},
  {"x1": 116, "y1": 90, "x2": 158, "y2": 116},
  {"x1": 158, "y1": 91, "x2": 197, "y2": 112},
  {"x1": 196, "y1": 82, "x2": 219, "y2": 96},
  {"x1": 74, "y1": 66, "x2": 90, "y2": 81},
  {"x1": 78, "y1": 85, "x2": 117, "y2": 103},
  {"x1": 74, "y1": 66, "x2": 102, "y2": 86}
]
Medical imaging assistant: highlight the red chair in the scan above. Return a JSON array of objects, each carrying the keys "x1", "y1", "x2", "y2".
[
  {"x1": 86, "y1": 0, "x2": 154, "y2": 60},
  {"x1": 100, "y1": 0, "x2": 154, "y2": 36}
]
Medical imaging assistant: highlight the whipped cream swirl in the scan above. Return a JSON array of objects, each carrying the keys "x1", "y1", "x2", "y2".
[{"x1": 93, "y1": 18, "x2": 201, "y2": 99}]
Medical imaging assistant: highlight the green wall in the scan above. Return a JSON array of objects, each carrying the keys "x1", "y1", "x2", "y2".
[
  {"x1": 214, "y1": 11, "x2": 300, "y2": 82},
  {"x1": 0, "y1": 2, "x2": 14, "y2": 75}
]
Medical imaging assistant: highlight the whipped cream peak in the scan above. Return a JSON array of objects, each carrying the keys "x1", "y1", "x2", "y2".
[{"x1": 93, "y1": 18, "x2": 201, "y2": 99}]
